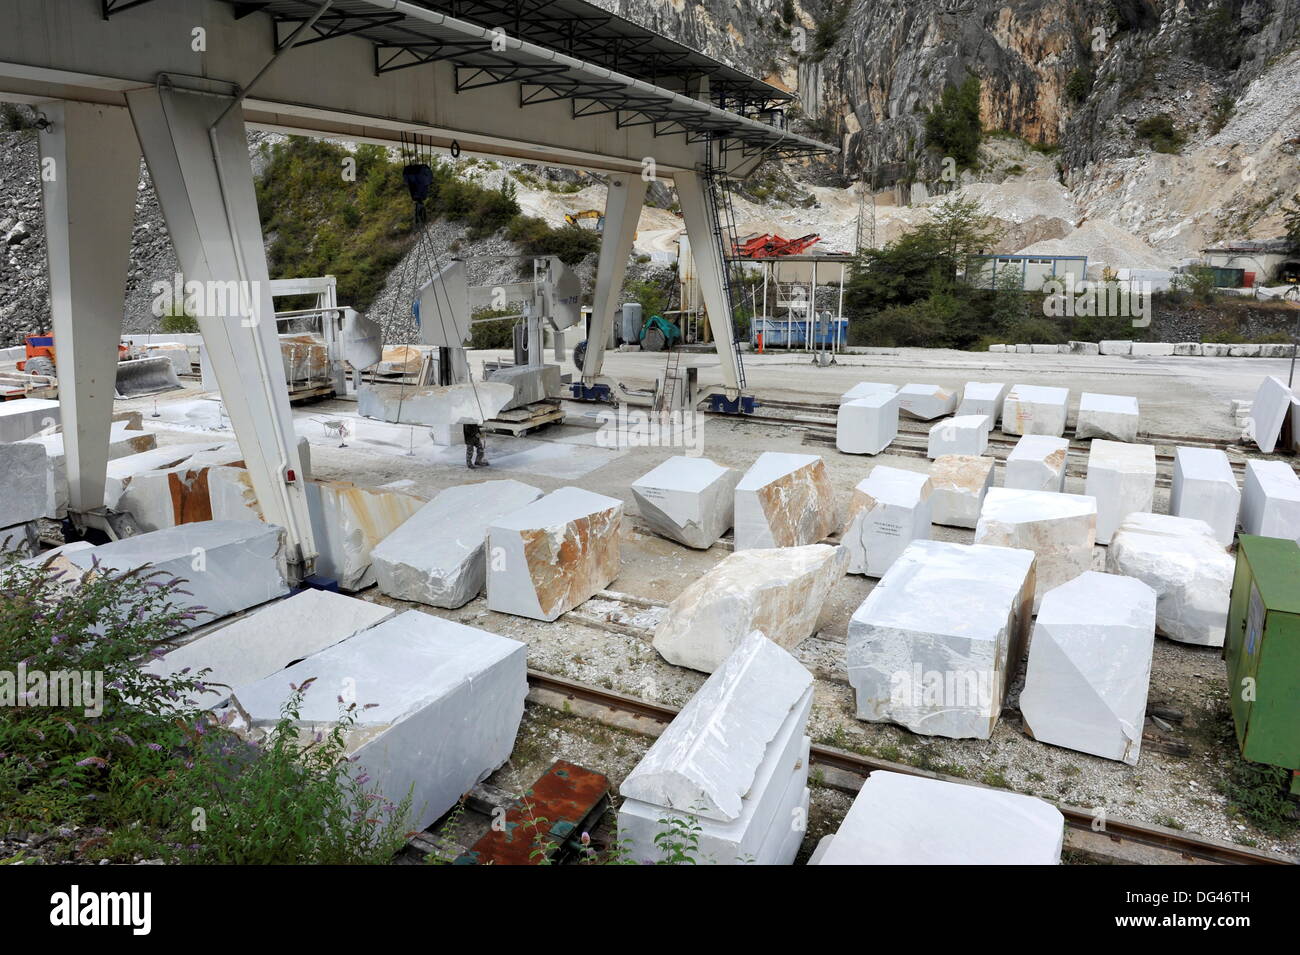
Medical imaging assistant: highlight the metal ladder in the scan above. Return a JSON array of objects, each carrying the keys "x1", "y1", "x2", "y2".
[
  {"x1": 654, "y1": 343, "x2": 683, "y2": 413},
  {"x1": 701, "y1": 149, "x2": 747, "y2": 389}
]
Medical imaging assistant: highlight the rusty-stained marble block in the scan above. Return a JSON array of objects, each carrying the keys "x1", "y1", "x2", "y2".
[{"x1": 733, "y1": 452, "x2": 838, "y2": 550}]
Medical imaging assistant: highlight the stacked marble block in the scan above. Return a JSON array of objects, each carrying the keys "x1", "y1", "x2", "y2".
[
  {"x1": 1241, "y1": 460, "x2": 1300, "y2": 544},
  {"x1": 812, "y1": 772, "x2": 1063, "y2": 865},
  {"x1": 1170, "y1": 447, "x2": 1240, "y2": 546},
  {"x1": 847, "y1": 540, "x2": 1036, "y2": 739},
  {"x1": 653, "y1": 544, "x2": 848, "y2": 673},
  {"x1": 631, "y1": 456, "x2": 740, "y2": 548},
  {"x1": 1076, "y1": 393, "x2": 1140, "y2": 442},
  {"x1": 1004, "y1": 435, "x2": 1069, "y2": 492},
  {"x1": 1001, "y1": 384, "x2": 1068, "y2": 437},
  {"x1": 1020, "y1": 572, "x2": 1157, "y2": 765},
  {"x1": 975, "y1": 488, "x2": 1097, "y2": 611},
  {"x1": 1085, "y1": 440, "x2": 1156, "y2": 544},
  {"x1": 1106, "y1": 513, "x2": 1235, "y2": 646},
  {"x1": 618, "y1": 632, "x2": 812, "y2": 865},
  {"x1": 842, "y1": 466, "x2": 932, "y2": 577},
  {"x1": 836, "y1": 392, "x2": 898, "y2": 455},
  {"x1": 956, "y1": 382, "x2": 1009, "y2": 433},
  {"x1": 926, "y1": 415, "x2": 990, "y2": 458},
  {"x1": 734, "y1": 452, "x2": 838, "y2": 550},
  {"x1": 373, "y1": 480, "x2": 544, "y2": 608},
  {"x1": 929, "y1": 455, "x2": 995, "y2": 529},
  {"x1": 486, "y1": 487, "x2": 623, "y2": 621},
  {"x1": 895, "y1": 383, "x2": 957, "y2": 421},
  {"x1": 229, "y1": 610, "x2": 527, "y2": 833}
]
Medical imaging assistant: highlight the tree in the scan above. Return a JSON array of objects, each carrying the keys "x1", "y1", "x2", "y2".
[
  {"x1": 924, "y1": 76, "x2": 982, "y2": 169},
  {"x1": 1283, "y1": 193, "x2": 1300, "y2": 249}
]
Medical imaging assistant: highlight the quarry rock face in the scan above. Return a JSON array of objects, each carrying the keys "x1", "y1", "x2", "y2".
[
  {"x1": 1241, "y1": 460, "x2": 1300, "y2": 544},
  {"x1": 956, "y1": 382, "x2": 1008, "y2": 428},
  {"x1": 895, "y1": 383, "x2": 957, "y2": 420},
  {"x1": 929, "y1": 454, "x2": 994, "y2": 529},
  {"x1": 1004, "y1": 434, "x2": 1069, "y2": 492},
  {"x1": 64, "y1": 520, "x2": 289, "y2": 630},
  {"x1": 841, "y1": 466, "x2": 932, "y2": 577},
  {"x1": 846, "y1": 540, "x2": 1035, "y2": 740},
  {"x1": 1019, "y1": 572, "x2": 1157, "y2": 765},
  {"x1": 486, "y1": 486, "x2": 622, "y2": 621},
  {"x1": 1105, "y1": 513, "x2": 1235, "y2": 647},
  {"x1": 1001, "y1": 384, "x2": 1068, "y2": 437},
  {"x1": 1085, "y1": 440, "x2": 1157, "y2": 544},
  {"x1": 927, "y1": 414, "x2": 990, "y2": 458},
  {"x1": 733, "y1": 452, "x2": 838, "y2": 550},
  {"x1": 306, "y1": 480, "x2": 425, "y2": 591},
  {"x1": 814, "y1": 771, "x2": 1063, "y2": 865},
  {"x1": 229, "y1": 610, "x2": 527, "y2": 833},
  {"x1": 974, "y1": 487, "x2": 1097, "y2": 610},
  {"x1": 357, "y1": 380, "x2": 515, "y2": 444},
  {"x1": 631, "y1": 455, "x2": 740, "y2": 548},
  {"x1": 619, "y1": 631, "x2": 812, "y2": 865},
  {"x1": 652, "y1": 543, "x2": 848, "y2": 673},
  {"x1": 836, "y1": 392, "x2": 898, "y2": 455},
  {"x1": 1170, "y1": 447, "x2": 1240, "y2": 547},
  {"x1": 1076, "y1": 392, "x2": 1140, "y2": 442},
  {"x1": 372, "y1": 479, "x2": 543, "y2": 608}
]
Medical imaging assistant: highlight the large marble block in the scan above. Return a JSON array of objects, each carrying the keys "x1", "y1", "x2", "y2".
[
  {"x1": 1248, "y1": 376, "x2": 1292, "y2": 454},
  {"x1": 103, "y1": 443, "x2": 228, "y2": 511},
  {"x1": 734, "y1": 452, "x2": 838, "y2": 550},
  {"x1": 230, "y1": 610, "x2": 527, "y2": 833},
  {"x1": 1241, "y1": 460, "x2": 1300, "y2": 544},
  {"x1": 841, "y1": 466, "x2": 932, "y2": 577},
  {"x1": 11, "y1": 421, "x2": 157, "y2": 518},
  {"x1": 357, "y1": 380, "x2": 515, "y2": 444},
  {"x1": 145, "y1": 589, "x2": 396, "y2": 708},
  {"x1": 836, "y1": 393, "x2": 898, "y2": 455},
  {"x1": 895, "y1": 383, "x2": 957, "y2": 421},
  {"x1": 1001, "y1": 384, "x2": 1069, "y2": 436},
  {"x1": 1170, "y1": 447, "x2": 1240, "y2": 546},
  {"x1": 1076, "y1": 393, "x2": 1140, "y2": 442},
  {"x1": 486, "y1": 486, "x2": 622, "y2": 620},
  {"x1": 631, "y1": 455, "x2": 740, "y2": 548},
  {"x1": 372, "y1": 479, "x2": 543, "y2": 607},
  {"x1": 927, "y1": 414, "x2": 990, "y2": 458},
  {"x1": 846, "y1": 540, "x2": 1035, "y2": 739},
  {"x1": 1105, "y1": 513, "x2": 1234, "y2": 646},
  {"x1": 619, "y1": 632, "x2": 813, "y2": 865},
  {"x1": 305, "y1": 480, "x2": 425, "y2": 591},
  {"x1": 930, "y1": 455, "x2": 995, "y2": 529},
  {"x1": 840, "y1": 381, "x2": 897, "y2": 404},
  {"x1": 486, "y1": 363, "x2": 562, "y2": 411},
  {"x1": 956, "y1": 382, "x2": 1009, "y2": 429},
  {"x1": 974, "y1": 487, "x2": 1097, "y2": 611},
  {"x1": 64, "y1": 521, "x2": 289, "y2": 630},
  {"x1": 0, "y1": 440, "x2": 50, "y2": 527},
  {"x1": 653, "y1": 543, "x2": 848, "y2": 673},
  {"x1": 813, "y1": 771, "x2": 1063, "y2": 865},
  {"x1": 0, "y1": 397, "x2": 59, "y2": 442},
  {"x1": 1004, "y1": 435, "x2": 1069, "y2": 492},
  {"x1": 1020, "y1": 572, "x2": 1157, "y2": 765},
  {"x1": 1085, "y1": 440, "x2": 1157, "y2": 544},
  {"x1": 116, "y1": 445, "x2": 251, "y2": 532}
]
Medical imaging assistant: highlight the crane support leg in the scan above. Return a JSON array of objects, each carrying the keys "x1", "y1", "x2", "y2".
[
  {"x1": 573, "y1": 172, "x2": 647, "y2": 400},
  {"x1": 126, "y1": 85, "x2": 317, "y2": 575},
  {"x1": 38, "y1": 101, "x2": 140, "y2": 517}
]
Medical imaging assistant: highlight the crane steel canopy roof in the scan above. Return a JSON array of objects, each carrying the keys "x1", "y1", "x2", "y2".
[{"x1": 208, "y1": 0, "x2": 833, "y2": 159}]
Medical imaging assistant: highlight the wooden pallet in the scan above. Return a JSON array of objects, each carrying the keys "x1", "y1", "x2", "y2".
[{"x1": 484, "y1": 399, "x2": 564, "y2": 436}]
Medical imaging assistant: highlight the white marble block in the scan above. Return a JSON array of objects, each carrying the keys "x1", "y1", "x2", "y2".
[
  {"x1": 10, "y1": 421, "x2": 157, "y2": 518},
  {"x1": 306, "y1": 480, "x2": 425, "y2": 591},
  {"x1": 0, "y1": 440, "x2": 51, "y2": 527},
  {"x1": 631, "y1": 455, "x2": 740, "y2": 548},
  {"x1": 372, "y1": 479, "x2": 544, "y2": 607},
  {"x1": 895, "y1": 383, "x2": 957, "y2": 421},
  {"x1": 1019, "y1": 572, "x2": 1157, "y2": 765},
  {"x1": 230, "y1": 610, "x2": 527, "y2": 833},
  {"x1": 927, "y1": 414, "x2": 990, "y2": 458},
  {"x1": 734, "y1": 452, "x2": 838, "y2": 550},
  {"x1": 1001, "y1": 384, "x2": 1069, "y2": 436},
  {"x1": 846, "y1": 540, "x2": 1035, "y2": 739},
  {"x1": 1248, "y1": 376, "x2": 1292, "y2": 454},
  {"x1": 145, "y1": 589, "x2": 396, "y2": 708},
  {"x1": 1105, "y1": 513, "x2": 1234, "y2": 646},
  {"x1": 841, "y1": 466, "x2": 933, "y2": 577},
  {"x1": 102, "y1": 443, "x2": 228, "y2": 511},
  {"x1": 1076, "y1": 392, "x2": 1140, "y2": 442},
  {"x1": 840, "y1": 381, "x2": 897, "y2": 404},
  {"x1": 1241, "y1": 460, "x2": 1300, "y2": 544},
  {"x1": 64, "y1": 521, "x2": 289, "y2": 630},
  {"x1": 486, "y1": 363, "x2": 562, "y2": 410},
  {"x1": 357, "y1": 380, "x2": 514, "y2": 444},
  {"x1": 619, "y1": 631, "x2": 813, "y2": 865},
  {"x1": 1085, "y1": 440, "x2": 1157, "y2": 544},
  {"x1": 814, "y1": 771, "x2": 1063, "y2": 865},
  {"x1": 115, "y1": 444, "x2": 250, "y2": 532},
  {"x1": 956, "y1": 382, "x2": 1009, "y2": 429},
  {"x1": 974, "y1": 487, "x2": 1097, "y2": 611},
  {"x1": 929, "y1": 455, "x2": 995, "y2": 529},
  {"x1": 653, "y1": 543, "x2": 848, "y2": 673},
  {"x1": 486, "y1": 486, "x2": 622, "y2": 620},
  {"x1": 836, "y1": 393, "x2": 898, "y2": 455},
  {"x1": 1170, "y1": 447, "x2": 1240, "y2": 547},
  {"x1": 0, "y1": 397, "x2": 60, "y2": 442},
  {"x1": 1004, "y1": 435, "x2": 1069, "y2": 493}
]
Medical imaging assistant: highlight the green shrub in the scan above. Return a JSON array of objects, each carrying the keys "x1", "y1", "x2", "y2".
[
  {"x1": 1066, "y1": 68, "x2": 1092, "y2": 103},
  {"x1": 924, "y1": 76, "x2": 982, "y2": 169},
  {"x1": 469, "y1": 308, "x2": 518, "y2": 349},
  {"x1": 1135, "y1": 114, "x2": 1186, "y2": 154}
]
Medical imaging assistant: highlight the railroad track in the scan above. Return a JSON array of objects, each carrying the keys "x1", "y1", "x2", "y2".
[{"x1": 525, "y1": 668, "x2": 1295, "y2": 867}]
